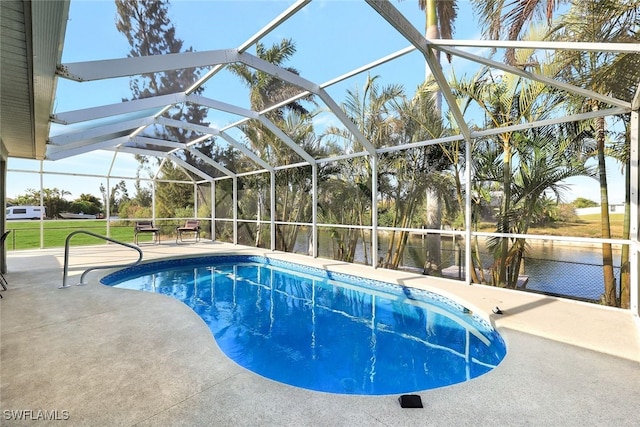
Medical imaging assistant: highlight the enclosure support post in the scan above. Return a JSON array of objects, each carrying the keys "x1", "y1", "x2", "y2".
[
  {"x1": 0, "y1": 148, "x2": 7, "y2": 274},
  {"x1": 465, "y1": 139, "x2": 473, "y2": 286},
  {"x1": 233, "y1": 177, "x2": 238, "y2": 245},
  {"x1": 312, "y1": 164, "x2": 318, "y2": 258},
  {"x1": 151, "y1": 180, "x2": 156, "y2": 223},
  {"x1": 211, "y1": 182, "x2": 216, "y2": 241},
  {"x1": 270, "y1": 170, "x2": 276, "y2": 251},
  {"x1": 371, "y1": 154, "x2": 378, "y2": 269},
  {"x1": 630, "y1": 110, "x2": 639, "y2": 317},
  {"x1": 106, "y1": 177, "x2": 111, "y2": 237},
  {"x1": 39, "y1": 160, "x2": 44, "y2": 249},
  {"x1": 106, "y1": 152, "x2": 118, "y2": 238},
  {"x1": 193, "y1": 183, "x2": 198, "y2": 218}
]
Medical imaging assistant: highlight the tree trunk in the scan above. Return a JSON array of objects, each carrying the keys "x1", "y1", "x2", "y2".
[
  {"x1": 383, "y1": 200, "x2": 401, "y2": 267},
  {"x1": 285, "y1": 195, "x2": 304, "y2": 252},
  {"x1": 498, "y1": 144, "x2": 512, "y2": 286},
  {"x1": 392, "y1": 230, "x2": 411, "y2": 270},
  {"x1": 360, "y1": 220, "x2": 369, "y2": 265},
  {"x1": 595, "y1": 114, "x2": 617, "y2": 306},
  {"x1": 255, "y1": 187, "x2": 263, "y2": 247},
  {"x1": 473, "y1": 235, "x2": 486, "y2": 283},
  {"x1": 425, "y1": 0, "x2": 441, "y2": 110},
  {"x1": 425, "y1": 188, "x2": 442, "y2": 275},
  {"x1": 422, "y1": 0, "x2": 444, "y2": 275}
]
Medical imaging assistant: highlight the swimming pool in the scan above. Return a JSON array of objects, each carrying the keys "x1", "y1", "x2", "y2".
[{"x1": 101, "y1": 255, "x2": 506, "y2": 395}]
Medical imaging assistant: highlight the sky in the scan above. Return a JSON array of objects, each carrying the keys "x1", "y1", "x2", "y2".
[{"x1": 6, "y1": 0, "x2": 627, "y2": 205}]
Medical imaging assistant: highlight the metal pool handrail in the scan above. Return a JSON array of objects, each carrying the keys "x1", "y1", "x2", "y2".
[{"x1": 60, "y1": 230, "x2": 143, "y2": 289}]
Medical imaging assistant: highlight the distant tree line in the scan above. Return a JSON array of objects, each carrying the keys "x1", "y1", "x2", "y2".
[
  {"x1": 10, "y1": 188, "x2": 102, "y2": 218},
  {"x1": 9, "y1": 177, "x2": 158, "y2": 219}
]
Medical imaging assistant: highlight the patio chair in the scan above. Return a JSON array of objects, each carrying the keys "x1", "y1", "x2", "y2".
[
  {"x1": 134, "y1": 221, "x2": 160, "y2": 245},
  {"x1": 1, "y1": 230, "x2": 10, "y2": 298},
  {"x1": 176, "y1": 220, "x2": 200, "y2": 243}
]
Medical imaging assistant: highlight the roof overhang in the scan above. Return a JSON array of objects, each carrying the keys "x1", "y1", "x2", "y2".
[{"x1": 0, "y1": 0, "x2": 70, "y2": 160}]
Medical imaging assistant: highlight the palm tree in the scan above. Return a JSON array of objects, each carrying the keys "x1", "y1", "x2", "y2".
[
  {"x1": 614, "y1": 122, "x2": 632, "y2": 308},
  {"x1": 485, "y1": 131, "x2": 593, "y2": 287},
  {"x1": 549, "y1": 0, "x2": 640, "y2": 306},
  {"x1": 452, "y1": 48, "x2": 572, "y2": 286},
  {"x1": 414, "y1": 0, "x2": 458, "y2": 58},
  {"x1": 323, "y1": 75, "x2": 403, "y2": 263},
  {"x1": 227, "y1": 39, "x2": 312, "y2": 120},
  {"x1": 470, "y1": 0, "x2": 569, "y2": 64},
  {"x1": 410, "y1": 0, "x2": 459, "y2": 274},
  {"x1": 227, "y1": 39, "x2": 315, "y2": 248},
  {"x1": 272, "y1": 111, "x2": 335, "y2": 252},
  {"x1": 384, "y1": 81, "x2": 453, "y2": 272}
]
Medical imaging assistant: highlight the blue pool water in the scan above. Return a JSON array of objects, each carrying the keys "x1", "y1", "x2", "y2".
[{"x1": 101, "y1": 255, "x2": 506, "y2": 395}]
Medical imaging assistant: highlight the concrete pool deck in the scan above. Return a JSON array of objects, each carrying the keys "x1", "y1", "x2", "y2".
[{"x1": 1, "y1": 241, "x2": 639, "y2": 426}]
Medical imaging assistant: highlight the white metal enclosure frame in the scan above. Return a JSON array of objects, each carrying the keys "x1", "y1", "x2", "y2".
[{"x1": 5, "y1": 0, "x2": 638, "y2": 314}]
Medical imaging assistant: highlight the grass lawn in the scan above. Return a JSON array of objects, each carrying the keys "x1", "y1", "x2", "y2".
[
  {"x1": 4, "y1": 219, "x2": 160, "y2": 250},
  {"x1": 532, "y1": 213, "x2": 625, "y2": 239},
  {"x1": 5, "y1": 214, "x2": 626, "y2": 251},
  {"x1": 478, "y1": 213, "x2": 626, "y2": 239}
]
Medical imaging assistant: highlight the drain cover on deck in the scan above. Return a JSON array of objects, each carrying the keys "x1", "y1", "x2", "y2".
[{"x1": 399, "y1": 394, "x2": 423, "y2": 408}]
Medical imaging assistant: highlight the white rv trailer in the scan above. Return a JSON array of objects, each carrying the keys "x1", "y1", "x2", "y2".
[{"x1": 6, "y1": 206, "x2": 46, "y2": 220}]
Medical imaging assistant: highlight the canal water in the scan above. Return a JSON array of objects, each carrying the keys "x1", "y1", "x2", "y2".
[{"x1": 305, "y1": 232, "x2": 622, "y2": 303}]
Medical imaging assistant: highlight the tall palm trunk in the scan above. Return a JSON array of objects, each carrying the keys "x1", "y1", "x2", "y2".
[
  {"x1": 255, "y1": 187, "x2": 263, "y2": 247},
  {"x1": 424, "y1": 190, "x2": 442, "y2": 273},
  {"x1": 498, "y1": 143, "x2": 512, "y2": 286},
  {"x1": 392, "y1": 190, "x2": 421, "y2": 269},
  {"x1": 383, "y1": 195, "x2": 403, "y2": 268},
  {"x1": 423, "y1": 0, "x2": 443, "y2": 275},
  {"x1": 425, "y1": 0, "x2": 440, "y2": 106},
  {"x1": 595, "y1": 113, "x2": 617, "y2": 306}
]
